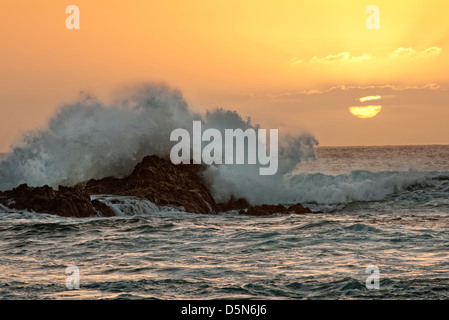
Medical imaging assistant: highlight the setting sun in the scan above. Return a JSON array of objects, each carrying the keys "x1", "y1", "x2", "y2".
[
  {"x1": 349, "y1": 105, "x2": 382, "y2": 119},
  {"x1": 359, "y1": 95, "x2": 382, "y2": 102}
]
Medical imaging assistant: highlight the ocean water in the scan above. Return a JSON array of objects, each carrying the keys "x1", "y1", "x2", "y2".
[{"x1": 0, "y1": 145, "x2": 448, "y2": 300}]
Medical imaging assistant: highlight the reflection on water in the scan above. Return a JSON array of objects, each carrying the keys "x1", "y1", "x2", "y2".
[{"x1": 0, "y1": 211, "x2": 448, "y2": 299}]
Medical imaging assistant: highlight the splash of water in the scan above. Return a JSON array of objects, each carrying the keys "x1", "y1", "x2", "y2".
[{"x1": 0, "y1": 83, "x2": 318, "y2": 206}]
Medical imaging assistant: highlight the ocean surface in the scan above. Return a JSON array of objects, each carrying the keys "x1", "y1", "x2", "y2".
[{"x1": 0, "y1": 145, "x2": 448, "y2": 299}]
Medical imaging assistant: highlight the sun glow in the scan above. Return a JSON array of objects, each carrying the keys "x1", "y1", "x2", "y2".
[
  {"x1": 349, "y1": 105, "x2": 382, "y2": 119},
  {"x1": 359, "y1": 95, "x2": 381, "y2": 102}
]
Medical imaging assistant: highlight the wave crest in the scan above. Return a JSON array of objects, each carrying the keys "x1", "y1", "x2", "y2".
[{"x1": 0, "y1": 83, "x2": 318, "y2": 203}]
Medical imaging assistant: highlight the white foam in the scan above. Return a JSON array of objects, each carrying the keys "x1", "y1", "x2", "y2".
[
  {"x1": 91, "y1": 195, "x2": 188, "y2": 216},
  {"x1": 0, "y1": 84, "x2": 318, "y2": 207},
  {"x1": 283, "y1": 169, "x2": 447, "y2": 204}
]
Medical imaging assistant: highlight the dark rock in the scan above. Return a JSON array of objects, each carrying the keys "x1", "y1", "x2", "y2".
[
  {"x1": 217, "y1": 197, "x2": 251, "y2": 212},
  {"x1": 85, "y1": 155, "x2": 219, "y2": 214},
  {"x1": 287, "y1": 203, "x2": 314, "y2": 214},
  {"x1": 0, "y1": 184, "x2": 114, "y2": 217},
  {"x1": 91, "y1": 199, "x2": 116, "y2": 217},
  {"x1": 0, "y1": 155, "x2": 320, "y2": 218}
]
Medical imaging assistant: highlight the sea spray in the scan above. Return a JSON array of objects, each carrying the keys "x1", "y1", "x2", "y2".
[
  {"x1": 0, "y1": 84, "x2": 199, "y2": 190},
  {"x1": 170, "y1": 120, "x2": 280, "y2": 175},
  {"x1": 3, "y1": 84, "x2": 443, "y2": 208},
  {"x1": 0, "y1": 83, "x2": 319, "y2": 205}
]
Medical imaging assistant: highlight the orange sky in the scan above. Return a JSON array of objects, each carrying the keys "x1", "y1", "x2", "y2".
[{"x1": 1, "y1": 0, "x2": 449, "y2": 151}]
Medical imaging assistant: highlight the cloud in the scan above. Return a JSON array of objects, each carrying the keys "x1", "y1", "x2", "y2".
[
  {"x1": 420, "y1": 46, "x2": 442, "y2": 57},
  {"x1": 391, "y1": 46, "x2": 442, "y2": 58},
  {"x1": 288, "y1": 57, "x2": 303, "y2": 66},
  {"x1": 246, "y1": 83, "x2": 442, "y2": 99},
  {"x1": 350, "y1": 53, "x2": 372, "y2": 63},
  {"x1": 297, "y1": 83, "x2": 440, "y2": 96},
  {"x1": 359, "y1": 95, "x2": 381, "y2": 102},
  {"x1": 309, "y1": 52, "x2": 371, "y2": 64},
  {"x1": 391, "y1": 47, "x2": 416, "y2": 58},
  {"x1": 294, "y1": 46, "x2": 442, "y2": 67},
  {"x1": 310, "y1": 52, "x2": 350, "y2": 63}
]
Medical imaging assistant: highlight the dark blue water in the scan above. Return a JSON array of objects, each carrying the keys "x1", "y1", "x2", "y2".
[{"x1": 1, "y1": 145, "x2": 448, "y2": 299}]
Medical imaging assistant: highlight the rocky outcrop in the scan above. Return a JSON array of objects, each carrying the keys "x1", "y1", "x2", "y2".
[
  {"x1": 216, "y1": 198, "x2": 318, "y2": 216},
  {"x1": 217, "y1": 197, "x2": 252, "y2": 212},
  {"x1": 84, "y1": 155, "x2": 218, "y2": 214},
  {"x1": 0, "y1": 184, "x2": 115, "y2": 217},
  {"x1": 0, "y1": 155, "x2": 320, "y2": 217}
]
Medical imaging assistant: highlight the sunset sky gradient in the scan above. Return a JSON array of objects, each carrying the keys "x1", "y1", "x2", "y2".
[{"x1": 1, "y1": 0, "x2": 448, "y2": 151}]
